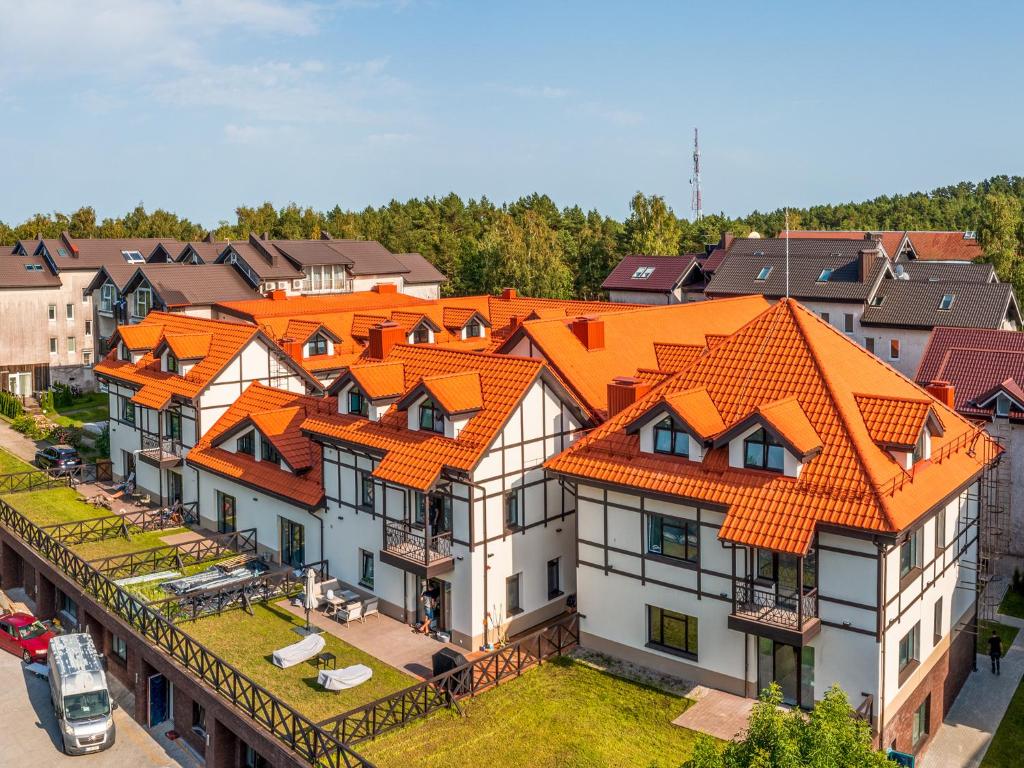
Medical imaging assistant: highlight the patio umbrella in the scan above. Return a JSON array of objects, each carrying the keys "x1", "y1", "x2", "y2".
[{"x1": 302, "y1": 567, "x2": 317, "y2": 635}]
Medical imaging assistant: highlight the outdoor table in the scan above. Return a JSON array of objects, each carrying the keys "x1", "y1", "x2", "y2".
[
  {"x1": 339, "y1": 589, "x2": 361, "y2": 604},
  {"x1": 316, "y1": 652, "x2": 337, "y2": 670}
]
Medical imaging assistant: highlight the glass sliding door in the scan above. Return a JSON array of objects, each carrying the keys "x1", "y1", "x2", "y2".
[
  {"x1": 756, "y1": 638, "x2": 815, "y2": 709},
  {"x1": 279, "y1": 518, "x2": 305, "y2": 568},
  {"x1": 217, "y1": 491, "x2": 236, "y2": 534}
]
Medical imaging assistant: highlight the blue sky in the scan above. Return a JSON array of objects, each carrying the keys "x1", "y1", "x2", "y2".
[{"x1": 0, "y1": 0, "x2": 1020, "y2": 226}]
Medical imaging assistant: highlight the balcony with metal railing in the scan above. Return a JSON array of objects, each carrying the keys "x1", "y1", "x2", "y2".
[
  {"x1": 728, "y1": 581, "x2": 821, "y2": 645},
  {"x1": 138, "y1": 433, "x2": 185, "y2": 468},
  {"x1": 380, "y1": 519, "x2": 454, "y2": 578}
]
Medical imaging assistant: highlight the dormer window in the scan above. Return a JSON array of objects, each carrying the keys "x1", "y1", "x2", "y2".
[
  {"x1": 755, "y1": 266, "x2": 772, "y2": 281},
  {"x1": 412, "y1": 326, "x2": 431, "y2": 344},
  {"x1": 912, "y1": 429, "x2": 929, "y2": 464},
  {"x1": 133, "y1": 287, "x2": 152, "y2": 318},
  {"x1": 120, "y1": 344, "x2": 131, "y2": 362},
  {"x1": 743, "y1": 428, "x2": 785, "y2": 472},
  {"x1": 466, "y1": 319, "x2": 483, "y2": 338},
  {"x1": 419, "y1": 400, "x2": 444, "y2": 433},
  {"x1": 347, "y1": 388, "x2": 369, "y2": 417},
  {"x1": 260, "y1": 435, "x2": 281, "y2": 464},
  {"x1": 996, "y1": 395, "x2": 1011, "y2": 418},
  {"x1": 166, "y1": 353, "x2": 178, "y2": 373},
  {"x1": 237, "y1": 432, "x2": 254, "y2": 455},
  {"x1": 653, "y1": 417, "x2": 689, "y2": 457},
  {"x1": 101, "y1": 283, "x2": 116, "y2": 312},
  {"x1": 305, "y1": 333, "x2": 328, "y2": 357}
]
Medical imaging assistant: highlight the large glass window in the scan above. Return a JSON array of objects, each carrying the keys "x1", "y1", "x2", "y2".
[
  {"x1": 899, "y1": 623, "x2": 920, "y2": 677},
  {"x1": 165, "y1": 410, "x2": 181, "y2": 440},
  {"x1": 359, "y1": 549, "x2": 374, "y2": 588},
  {"x1": 505, "y1": 491, "x2": 521, "y2": 529},
  {"x1": 743, "y1": 427, "x2": 785, "y2": 472},
  {"x1": 900, "y1": 531, "x2": 921, "y2": 579},
  {"x1": 647, "y1": 513, "x2": 699, "y2": 563},
  {"x1": 359, "y1": 472, "x2": 375, "y2": 508},
  {"x1": 653, "y1": 417, "x2": 689, "y2": 457},
  {"x1": 133, "y1": 287, "x2": 152, "y2": 318},
  {"x1": 647, "y1": 606, "x2": 698, "y2": 658},
  {"x1": 237, "y1": 432, "x2": 254, "y2": 455},
  {"x1": 121, "y1": 396, "x2": 135, "y2": 424},
  {"x1": 260, "y1": 435, "x2": 281, "y2": 464},
  {"x1": 280, "y1": 518, "x2": 304, "y2": 568},
  {"x1": 100, "y1": 284, "x2": 115, "y2": 312}
]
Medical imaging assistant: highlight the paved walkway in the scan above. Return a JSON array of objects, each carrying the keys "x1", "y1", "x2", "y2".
[
  {"x1": 672, "y1": 685, "x2": 757, "y2": 741},
  {"x1": 0, "y1": 417, "x2": 44, "y2": 464},
  {"x1": 921, "y1": 610, "x2": 1024, "y2": 767}
]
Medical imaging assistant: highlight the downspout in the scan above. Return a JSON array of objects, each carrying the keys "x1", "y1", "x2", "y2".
[
  {"x1": 877, "y1": 537, "x2": 887, "y2": 745},
  {"x1": 458, "y1": 473, "x2": 489, "y2": 651}
]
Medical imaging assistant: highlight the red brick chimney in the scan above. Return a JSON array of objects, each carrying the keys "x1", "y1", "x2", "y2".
[
  {"x1": 367, "y1": 321, "x2": 405, "y2": 360},
  {"x1": 607, "y1": 377, "x2": 651, "y2": 418},
  {"x1": 280, "y1": 337, "x2": 305, "y2": 360},
  {"x1": 269, "y1": 289, "x2": 287, "y2": 301},
  {"x1": 926, "y1": 380, "x2": 956, "y2": 409},
  {"x1": 858, "y1": 250, "x2": 878, "y2": 282},
  {"x1": 373, "y1": 283, "x2": 398, "y2": 294},
  {"x1": 571, "y1": 316, "x2": 605, "y2": 350},
  {"x1": 501, "y1": 288, "x2": 518, "y2": 300}
]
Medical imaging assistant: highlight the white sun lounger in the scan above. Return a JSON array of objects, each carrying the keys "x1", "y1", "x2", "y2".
[
  {"x1": 317, "y1": 664, "x2": 373, "y2": 691},
  {"x1": 271, "y1": 633, "x2": 326, "y2": 669}
]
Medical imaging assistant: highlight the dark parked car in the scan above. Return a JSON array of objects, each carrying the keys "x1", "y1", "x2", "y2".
[{"x1": 34, "y1": 444, "x2": 82, "y2": 474}]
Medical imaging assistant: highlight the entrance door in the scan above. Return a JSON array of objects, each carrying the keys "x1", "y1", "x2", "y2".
[
  {"x1": 419, "y1": 578, "x2": 449, "y2": 633},
  {"x1": 7, "y1": 372, "x2": 30, "y2": 397},
  {"x1": 166, "y1": 471, "x2": 183, "y2": 505},
  {"x1": 757, "y1": 638, "x2": 815, "y2": 708},
  {"x1": 148, "y1": 674, "x2": 169, "y2": 727},
  {"x1": 217, "y1": 491, "x2": 236, "y2": 533},
  {"x1": 122, "y1": 450, "x2": 136, "y2": 481},
  {"x1": 280, "y1": 518, "x2": 305, "y2": 568}
]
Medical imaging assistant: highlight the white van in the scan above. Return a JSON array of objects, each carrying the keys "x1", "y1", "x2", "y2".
[{"x1": 47, "y1": 633, "x2": 116, "y2": 755}]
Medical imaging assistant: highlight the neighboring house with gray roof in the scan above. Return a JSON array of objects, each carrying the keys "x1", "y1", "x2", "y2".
[
  {"x1": 705, "y1": 237, "x2": 1019, "y2": 377},
  {"x1": 601, "y1": 253, "x2": 706, "y2": 304}
]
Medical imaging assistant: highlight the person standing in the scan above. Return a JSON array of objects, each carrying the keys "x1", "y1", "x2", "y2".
[{"x1": 989, "y1": 630, "x2": 1003, "y2": 675}]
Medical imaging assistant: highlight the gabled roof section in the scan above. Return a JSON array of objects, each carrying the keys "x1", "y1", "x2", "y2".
[
  {"x1": 96, "y1": 313, "x2": 321, "y2": 405},
  {"x1": 331, "y1": 361, "x2": 406, "y2": 401},
  {"x1": 399, "y1": 371, "x2": 483, "y2": 416},
  {"x1": 546, "y1": 299, "x2": 1000, "y2": 555},
  {"x1": 303, "y1": 345, "x2": 562, "y2": 492},
  {"x1": 442, "y1": 306, "x2": 491, "y2": 332},
  {"x1": 391, "y1": 311, "x2": 442, "y2": 334},
  {"x1": 283, "y1": 319, "x2": 341, "y2": 345},
  {"x1": 0, "y1": 254, "x2": 61, "y2": 288},
  {"x1": 188, "y1": 383, "x2": 331, "y2": 508},
  {"x1": 626, "y1": 387, "x2": 724, "y2": 441},
  {"x1": 855, "y1": 394, "x2": 944, "y2": 450},
  {"x1": 713, "y1": 397, "x2": 823, "y2": 459},
  {"x1": 121, "y1": 263, "x2": 259, "y2": 306},
  {"x1": 601, "y1": 254, "x2": 701, "y2": 293},
  {"x1": 974, "y1": 378, "x2": 1024, "y2": 411},
  {"x1": 917, "y1": 327, "x2": 1024, "y2": 415},
  {"x1": 861, "y1": 279, "x2": 1019, "y2": 330},
  {"x1": 392, "y1": 252, "x2": 448, "y2": 284},
  {"x1": 161, "y1": 333, "x2": 213, "y2": 361}
]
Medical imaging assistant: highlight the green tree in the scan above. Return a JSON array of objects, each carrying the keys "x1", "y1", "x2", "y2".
[
  {"x1": 620, "y1": 192, "x2": 683, "y2": 255},
  {"x1": 682, "y1": 684, "x2": 888, "y2": 768},
  {"x1": 978, "y1": 192, "x2": 1024, "y2": 293}
]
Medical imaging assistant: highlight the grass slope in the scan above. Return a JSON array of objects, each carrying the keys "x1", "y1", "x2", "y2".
[
  {"x1": 981, "y1": 673, "x2": 1024, "y2": 767},
  {"x1": 185, "y1": 602, "x2": 415, "y2": 721},
  {"x1": 360, "y1": 657, "x2": 700, "y2": 768},
  {"x1": 1000, "y1": 589, "x2": 1024, "y2": 620},
  {"x1": 0, "y1": 448, "x2": 35, "y2": 475},
  {"x1": 49, "y1": 393, "x2": 108, "y2": 428},
  {"x1": 2, "y1": 487, "x2": 103, "y2": 526}
]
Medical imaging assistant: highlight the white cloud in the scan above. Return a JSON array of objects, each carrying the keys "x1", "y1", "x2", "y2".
[{"x1": 506, "y1": 84, "x2": 569, "y2": 99}]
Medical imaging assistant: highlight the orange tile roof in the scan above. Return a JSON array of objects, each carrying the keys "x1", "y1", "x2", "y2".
[
  {"x1": 131, "y1": 384, "x2": 173, "y2": 410},
  {"x1": 350, "y1": 313, "x2": 390, "y2": 340},
  {"x1": 163, "y1": 333, "x2": 212, "y2": 360},
  {"x1": 118, "y1": 324, "x2": 165, "y2": 351},
  {"x1": 855, "y1": 394, "x2": 936, "y2": 449},
  {"x1": 660, "y1": 388, "x2": 725, "y2": 439},
  {"x1": 418, "y1": 371, "x2": 483, "y2": 415},
  {"x1": 95, "y1": 313, "x2": 316, "y2": 406},
  {"x1": 345, "y1": 362, "x2": 406, "y2": 400},
  {"x1": 216, "y1": 291, "x2": 429, "y2": 321},
  {"x1": 497, "y1": 296, "x2": 771, "y2": 419},
  {"x1": 303, "y1": 345, "x2": 552, "y2": 492},
  {"x1": 442, "y1": 306, "x2": 484, "y2": 331},
  {"x1": 755, "y1": 397, "x2": 822, "y2": 457},
  {"x1": 546, "y1": 299, "x2": 1000, "y2": 555},
  {"x1": 653, "y1": 342, "x2": 706, "y2": 372},
  {"x1": 187, "y1": 383, "x2": 331, "y2": 508}
]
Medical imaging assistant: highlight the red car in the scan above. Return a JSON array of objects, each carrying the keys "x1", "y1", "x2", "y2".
[{"x1": 0, "y1": 612, "x2": 55, "y2": 663}]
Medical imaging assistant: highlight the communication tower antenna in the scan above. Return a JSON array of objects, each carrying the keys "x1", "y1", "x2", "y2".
[
  {"x1": 785, "y1": 208, "x2": 790, "y2": 299},
  {"x1": 690, "y1": 128, "x2": 703, "y2": 222}
]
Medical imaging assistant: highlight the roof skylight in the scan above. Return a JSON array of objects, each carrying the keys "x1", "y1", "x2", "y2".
[
  {"x1": 631, "y1": 266, "x2": 655, "y2": 280},
  {"x1": 817, "y1": 268, "x2": 834, "y2": 282},
  {"x1": 121, "y1": 250, "x2": 145, "y2": 264},
  {"x1": 755, "y1": 266, "x2": 772, "y2": 281},
  {"x1": 938, "y1": 293, "x2": 955, "y2": 311}
]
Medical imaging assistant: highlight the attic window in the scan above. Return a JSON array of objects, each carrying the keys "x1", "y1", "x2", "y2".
[
  {"x1": 996, "y1": 395, "x2": 1011, "y2": 418},
  {"x1": 755, "y1": 266, "x2": 772, "y2": 281},
  {"x1": 23, "y1": 263, "x2": 43, "y2": 271},
  {"x1": 653, "y1": 417, "x2": 688, "y2": 457},
  {"x1": 938, "y1": 294, "x2": 955, "y2": 311},
  {"x1": 260, "y1": 436, "x2": 281, "y2": 464},
  {"x1": 121, "y1": 250, "x2": 144, "y2": 264},
  {"x1": 964, "y1": 231, "x2": 977, "y2": 240},
  {"x1": 166, "y1": 353, "x2": 178, "y2": 374},
  {"x1": 237, "y1": 432, "x2": 254, "y2": 456},
  {"x1": 57, "y1": 247, "x2": 68, "y2": 257},
  {"x1": 412, "y1": 325, "x2": 431, "y2": 344},
  {"x1": 632, "y1": 267, "x2": 655, "y2": 280},
  {"x1": 869, "y1": 295, "x2": 885, "y2": 307},
  {"x1": 743, "y1": 428, "x2": 784, "y2": 472},
  {"x1": 347, "y1": 388, "x2": 369, "y2": 417},
  {"x1": 305, "y1": 333, "x2": 328, "y2": 357},
  {"x1": 120, "y1": 344, "x2": 131, "y2": 362},
  {"x1": 466, "y1": 319, "x2": 483, "y2": 338},
  {"x1": 418, "y1": 400, "x2": 444, "y2": 434},
  {"x1": 817, "y1": 268, "x2": 834, "y2": 282}
]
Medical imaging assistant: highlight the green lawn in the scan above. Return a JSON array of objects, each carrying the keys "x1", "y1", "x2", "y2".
[
  {"x1": 72, "y1": 526, "x2": 189, "y2": 561},
  {"x1": 0, "y1": 448, "x2": 35, "y2": 475},
  {"x1": 981, "y1": 672, "x2": 1024, "y2": 767},
  {"x1": 359, "y1": 657, "x2": 701, "y2": 768},
  {"x1": 1, "y1": 487, "x2": 103, "y2": 526},
  {"x1": 979, "y1": 620, "x2": 1020, "y2": 655},
  {"x1": 185, "y1": 602, "x2": 416, "y2": 721},
  {"x1": 1000, "y1": 589, "x2": 1024, "y2": 620},
  {"x1": 49, "y1": 393, "x2": 108, "y2": 428}
]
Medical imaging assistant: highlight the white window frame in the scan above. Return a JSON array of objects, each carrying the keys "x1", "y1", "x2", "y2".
[
  {"x1": 133, "y1": 287, "x2": 152, "y2": 318},
  {"x1": 47, "y1": 304, "x2": 56, "y2": 321}
]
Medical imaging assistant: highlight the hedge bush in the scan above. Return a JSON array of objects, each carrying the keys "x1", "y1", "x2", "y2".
[{"x1": 0, "y1": 391, "x2": 24, "y2": 419}]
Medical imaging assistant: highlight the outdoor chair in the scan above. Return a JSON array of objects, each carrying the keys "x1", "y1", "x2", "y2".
[
  {"x1": 362, "y1": 597, "x2": 380, "y2": 621},
  {"x1": 336, "y1": 602, "x2": 363, "y2": 627}
]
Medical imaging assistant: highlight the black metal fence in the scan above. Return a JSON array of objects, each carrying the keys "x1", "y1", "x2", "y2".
[
  {"x1": 318, "y1": 612, "x2": 580, "y2": 745},
  {"x1": 0, "y1": 497, "x2": 374, "y2": 768},
  {"x1": 0, "y1": 461, "x2": 114, "y2": 495}
]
